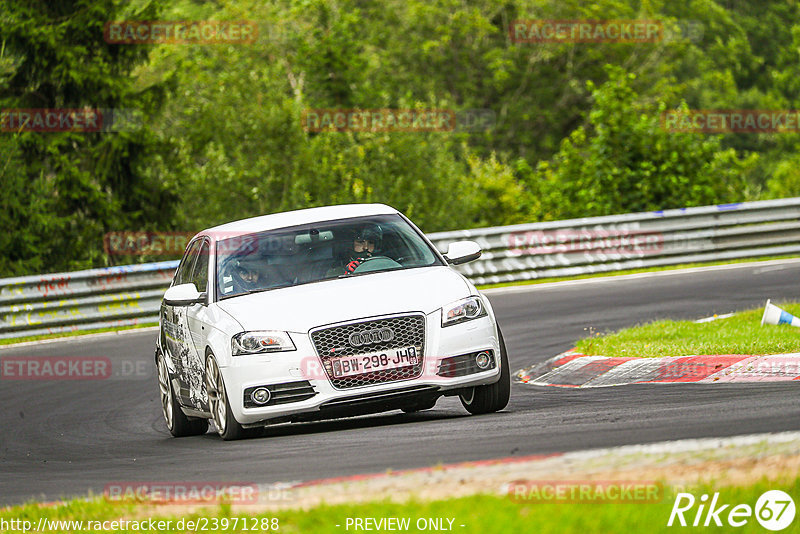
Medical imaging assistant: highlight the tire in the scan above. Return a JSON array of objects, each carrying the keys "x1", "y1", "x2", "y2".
[
  {"x1": 157, "y1": 352, "x2": 208, "y2": 437},
  {"x1": 459, "y1": 328, "x2": 511, "y2": 415},
  {"x1": 205, "y1": 353, "x2": 249, "y2": 441}
]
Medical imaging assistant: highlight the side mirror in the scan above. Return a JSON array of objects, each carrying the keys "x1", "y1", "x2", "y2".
[
  {"x1": 164, "y1": 283, "x2": 206, "y2": 306},
  {"x1": 443, "y1": 240, "x2": 482, "y2": 265}
]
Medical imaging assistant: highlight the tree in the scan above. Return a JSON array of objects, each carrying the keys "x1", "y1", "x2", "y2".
[
  {"x1": 0, "y1": 0, "x2": 174, "y2": 275},
  {"x1": 533, "y1": 66, "x2": 757, "y2": 219}
]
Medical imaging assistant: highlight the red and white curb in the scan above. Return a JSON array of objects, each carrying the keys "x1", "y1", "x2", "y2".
[{"x1": 516, "y1": 351, "x2": 800, "y2": 388}]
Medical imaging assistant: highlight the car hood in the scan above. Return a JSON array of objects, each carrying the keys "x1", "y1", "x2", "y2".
[{"x1": 215, "y1": 266, "x2": 471, "y2": 332}]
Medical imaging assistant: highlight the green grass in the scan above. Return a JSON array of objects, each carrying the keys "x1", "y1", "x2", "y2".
[
  {"x1": 0, "y1": 323, "x2": 158, "y2": 346},
  {"x1": 1, "y1": 478, "x2": 798, "y2": 533},
  {"x1": 575, "y1": 302, "x2": 800, "y2": 358}
]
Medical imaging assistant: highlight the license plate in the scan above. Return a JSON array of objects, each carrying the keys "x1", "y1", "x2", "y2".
[{"x1": 330, "y1": 346, "x2": 419, "y2": 378}]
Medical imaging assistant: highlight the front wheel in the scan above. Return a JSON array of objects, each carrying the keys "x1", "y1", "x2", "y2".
[
  {"x1": 157, "y1": 352, "x2": 208, "y2": 437},
  {"x1": 459, "y1": 329, "x2": 511, "y2": 415},
  {"x1": 205, "y1": 354, "x2": 248, "y2": 440}
]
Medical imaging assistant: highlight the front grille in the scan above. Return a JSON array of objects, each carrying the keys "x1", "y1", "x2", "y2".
[
  {"x1": 243, "y1": 380, "x2": 316, "y2": 408},
  {"x1": 437, "y1": 350, "x2": 496, "y2": 377},
  {"x1": 310, "y1": 314, "x2": 425, "y2": 389}
]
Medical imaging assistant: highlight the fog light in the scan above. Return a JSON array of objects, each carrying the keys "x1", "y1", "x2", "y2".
[
  {"x1": 475, "y1": 351, "x2": 491, "y2": 369},
  {"x1": 250, "y1": 387, "x2": 271, "y2": 405}
]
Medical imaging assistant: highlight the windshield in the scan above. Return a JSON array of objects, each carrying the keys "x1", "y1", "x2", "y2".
[{"x1": 215, "y1": 214, "x2": 444, "y2": 299}]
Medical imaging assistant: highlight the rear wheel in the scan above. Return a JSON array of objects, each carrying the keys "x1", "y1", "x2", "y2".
[
  {"x1": 459, "y1": 329, "x2": 511, "y2": 415},
  {"x1": 157, "y1": 352, "x2": 208, "y2": 437},
  {"x1": 205, "y1": 354, "x2": 248, "y2": 440}
]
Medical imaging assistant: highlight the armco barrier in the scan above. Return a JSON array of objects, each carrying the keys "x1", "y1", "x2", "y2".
[
  {"x1": 0, "y1": 261, "x2": 177, "y2": 339},
  {"x1": 426, "y1": 197, "x2": 800, "y2": 285},
  {"x1": 2, "y1": 198, "x2": 800, "y2": 339}
]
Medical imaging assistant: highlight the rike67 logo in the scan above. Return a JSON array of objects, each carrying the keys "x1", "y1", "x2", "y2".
[{"x1": 668, "y1": 490, "x2": 796, "y2": 531}]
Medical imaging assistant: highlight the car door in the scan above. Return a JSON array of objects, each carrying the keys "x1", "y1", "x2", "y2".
[
  {"x1": 161, "y1": 238, "x2": 205, "y2": 410},
  {"x1": 183, "y1": 239, "x2": 213, "y2": 411}
]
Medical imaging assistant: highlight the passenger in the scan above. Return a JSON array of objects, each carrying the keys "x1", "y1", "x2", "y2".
[
  {"x1": 235, "y1": 261, "x2": 261, "y2": 290},
  {"x1": 221, "y1": 259, "x2": 263, "y2": 295}
]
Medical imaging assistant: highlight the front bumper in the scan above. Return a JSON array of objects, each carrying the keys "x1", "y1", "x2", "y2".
[{"x1": 219, "y1": 311, "x2": 501, "y2": 425}]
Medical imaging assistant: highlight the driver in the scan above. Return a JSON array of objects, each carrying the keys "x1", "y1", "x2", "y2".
[{"x1": 342, "y1": 225, "x2": 382, "y2": 274}]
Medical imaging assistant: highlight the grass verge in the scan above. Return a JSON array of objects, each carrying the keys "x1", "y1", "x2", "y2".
[
  {"x1": 575, "y1": 302, "x2": 800, "y2": 358},
  {"x1": 1, "y1": 478, "x2": 798, "y2": 533}
]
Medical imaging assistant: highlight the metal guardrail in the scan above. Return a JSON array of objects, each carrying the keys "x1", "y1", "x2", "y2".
[
  {"x1": 0, "y1": 261, "x2": 177, "y2": 339},
  {"x1": 426, "y1": 197, "x2": 800, "y2": 285},
  {"x1": 2, "y1": 197, "x2": 800, "y2": 339}
]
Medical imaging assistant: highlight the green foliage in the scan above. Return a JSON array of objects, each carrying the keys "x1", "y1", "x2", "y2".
[
  {"x1": 3, "y1": 0, "x2": 800, "y2": 276},
  {"x1": 532, "y1": 66, "x2": 758, "y2": 219},
  {"x1": 141, "y1": 0, "x2": 529, "y2": 233},
  {"x1": 765, "y1": 151, "x2": 800, "y2": 199},
  {"x1": 0, "y1": 0, "x2": 173, "y2": 275}
]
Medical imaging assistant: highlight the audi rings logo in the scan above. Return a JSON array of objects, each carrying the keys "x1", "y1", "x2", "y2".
[{"x1": 349, "y1": 327, "x2": 394, "y2": 347}]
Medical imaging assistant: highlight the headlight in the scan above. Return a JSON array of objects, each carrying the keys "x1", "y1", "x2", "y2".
[
  {"x1": 441, "y1": 296, "x2": 487, "y2": 327},
  {"x1": 232, "y1": 331, "x2": 296, "y2": 355}
]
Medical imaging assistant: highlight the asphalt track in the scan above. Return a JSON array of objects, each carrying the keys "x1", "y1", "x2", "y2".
[{"x1": 2, "y1": 260, "x2": 799, "y2": 506}]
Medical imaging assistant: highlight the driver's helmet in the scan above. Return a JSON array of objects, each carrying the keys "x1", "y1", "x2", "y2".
[
  {"x1": 233, "y1": 259, "x2": 261, "y2": 290},
  {"x1": 353, "y1": 224, "x2": 382, "y2": 251}
]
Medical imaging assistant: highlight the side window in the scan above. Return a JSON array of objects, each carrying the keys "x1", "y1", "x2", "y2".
[
  {"x1": 174, "y1": 239, "x2": 202, "y2": 286},
  {"x1": 191, "y1": 241, "x2": 210, "y2": 293}
]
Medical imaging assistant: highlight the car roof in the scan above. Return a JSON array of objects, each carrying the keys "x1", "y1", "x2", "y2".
[{"x1": 200, "y1": 203, "x2": 400, "y2": 240}]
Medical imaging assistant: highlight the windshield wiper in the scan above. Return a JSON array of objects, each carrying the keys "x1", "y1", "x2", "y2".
[
  {"x1": 337, "y1": 267, "x2": 402, "y2": 279},
  {"x1": 243, "y1": 286, "x2": 285, "y2": 295},
  {"x1": 220, "y1": 287, "x2": 280, "y2": 300}
]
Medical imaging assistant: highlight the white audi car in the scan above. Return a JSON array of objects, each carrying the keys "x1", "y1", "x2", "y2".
[{"x1": 155, "y1": 204, "x2": 510, "y2": 440}]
